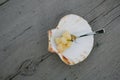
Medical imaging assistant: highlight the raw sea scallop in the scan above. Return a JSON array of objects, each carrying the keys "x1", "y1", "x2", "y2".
[{"x1": 48, "y1": 14, "x2": 94, "y2": 65}]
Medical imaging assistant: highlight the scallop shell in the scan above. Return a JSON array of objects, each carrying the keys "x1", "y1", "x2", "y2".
[{"x1": 48, "y1": 14, "x2": 94, "y2": 65}]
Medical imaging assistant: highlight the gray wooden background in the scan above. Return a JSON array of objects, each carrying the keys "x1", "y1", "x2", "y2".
[{"x1": 0, "y1": 0, "x2": 120, "y2": 80}]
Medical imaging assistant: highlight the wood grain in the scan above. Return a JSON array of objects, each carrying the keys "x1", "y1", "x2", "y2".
[{"x1": 0, "y1": 0, "x2": 120, "y2": 80}]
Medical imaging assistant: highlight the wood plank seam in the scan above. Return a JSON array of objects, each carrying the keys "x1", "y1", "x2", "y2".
[
  {"x1": 89, "y1": 3, "x2": 120, "y2": 24},
  {"x1": 0, "y1": 0, "x2": 10, "y2": 6}
]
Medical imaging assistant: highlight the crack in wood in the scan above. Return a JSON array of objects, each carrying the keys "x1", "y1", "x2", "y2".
[
  {"x1": 4, "y1": 59, "x2": 32, "y2": 80},
  {"x1": 0, "y1": 0, "x2": 10, "y2": 6},
  {"x1": 103, "y1": 14, "x2": 120, "y2": 28},
  {"x1": 84, "y1": 0, "x2": 106, "y2": 17},
  {"x1": 20, "y1": 54, "x2": 51, "y2": 76},
  {"x1": 1, "y1": 26, "x2": 32, "y2": 52},
  {"x1": 33, "y1": 53, "x2": 51, "y2": 65},
  {"x1": 5, "y1": 71, "x2": 20, "y2": 80},
  {"x1": 89, "y1": 12, "x2": 103, "y2": 24},
  {"x1": 10, "y1": 26, "x2": 32, "y2": 41},
  {"x1": 89, "y1": 2, "x2": 120, "y2": 24},
  {"x1": 4, "y1": 54, "x2": 51, "y2": 80},
  {"x1": 103, "y1": 3, "x2": 120, "y2": 16},
  {"x1": 55, "y1": 0, "x2": 106, "y2": 25}
]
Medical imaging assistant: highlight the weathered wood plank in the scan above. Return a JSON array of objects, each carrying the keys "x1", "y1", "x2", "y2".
[
  {"x1": 0, "y1": 0, "x2": 105, "y2": 77},
  {"x1": 0, "y1": 0, "x2": 120, "y2": 80}
]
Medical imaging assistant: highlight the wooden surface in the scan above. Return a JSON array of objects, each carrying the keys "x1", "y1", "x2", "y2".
[{"x1": 0, "y1": 0, "x2": 120, "y2": 80}]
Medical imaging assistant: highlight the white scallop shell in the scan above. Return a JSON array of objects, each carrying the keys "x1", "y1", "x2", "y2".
[{"x1": 48, "y1": 14, "x2": 94, "y2": 65}]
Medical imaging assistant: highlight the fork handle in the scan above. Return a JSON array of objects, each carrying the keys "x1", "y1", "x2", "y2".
[{"x1": 79, "y1": 28, "x2": 105, "y2": 37}]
